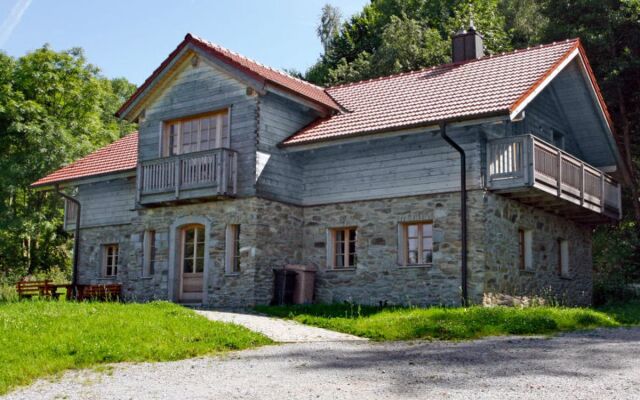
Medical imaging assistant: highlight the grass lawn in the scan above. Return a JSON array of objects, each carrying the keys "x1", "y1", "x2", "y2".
[
  {"x1": 0, "y1": 301, "x2": 271, "y2": 395},
  {"x1": 255, "y1": 302, "x2": 640, "y2": 341}
]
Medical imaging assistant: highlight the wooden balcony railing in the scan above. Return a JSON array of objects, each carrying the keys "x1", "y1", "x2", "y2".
[
  {"x1": 137, "y1": 148, "x2": 237, "y2": 203},
  {"x1": 487, "y1": 134, "x2": 621, "y2": 220}
]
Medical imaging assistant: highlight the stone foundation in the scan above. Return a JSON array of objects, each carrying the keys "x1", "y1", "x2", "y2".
[{"x1": 75, "y1": 190, "x2": 594, "y2": 307}]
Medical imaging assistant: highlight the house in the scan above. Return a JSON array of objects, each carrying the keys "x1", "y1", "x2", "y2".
[{"x1": 32, "y1": 28, "x2": 624, "y2": 307}]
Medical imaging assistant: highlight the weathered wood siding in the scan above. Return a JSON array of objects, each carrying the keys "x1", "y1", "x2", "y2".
[
  {"x1": 75, "y1": 177, "x2": 136, "y2": 228},
  {"x1": 138, "y1": 51, "x2": 258, "y2": 196},
  {"x1": 256, "y1": 93, "x2": 318, "y2": 203},
  {"x1": 299, "y1": 127, "x2": 482, "y2": 206}
]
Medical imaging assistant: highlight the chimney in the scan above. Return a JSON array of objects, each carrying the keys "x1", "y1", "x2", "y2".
[{"x1": 452, "y1": 22, "x2": 484, "y2": 63}]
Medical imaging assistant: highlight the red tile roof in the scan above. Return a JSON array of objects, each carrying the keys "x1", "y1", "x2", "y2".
[
  {"x1": 31, "y1": 132, "x2": 138, "y2": 188},
  {"x1": 35, "y1": 37, "x2": 612, "y2": 187},
  {"x1": 116, "y1": 34, "x2": 340, "y2": 118},
  {"x1": 283, "y1": 39, "x2": 581, "y2": 145}
]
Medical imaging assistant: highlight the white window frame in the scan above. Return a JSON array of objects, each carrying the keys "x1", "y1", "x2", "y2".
[
  {"x1": 225, "y1": 224, "x2": 241, "y2": 274},
  {"x1": 398, "y1": 222, "x2": 434, "y2": 266},
  {"x1": 102, "y1": 244, "x2": 119, "y2": 277},
  {"x1": 559, "y1": 239, "x2": 569, "y2": 277},
  {"x1": 327, "y1": 227, "x2": 357, "y2": 269},
  {"x1": 162, "y1": 109, "x2": 230, "y2": 157},
  {"x1": 143, "y1": 230, "x2": 156, "y2": 277}
]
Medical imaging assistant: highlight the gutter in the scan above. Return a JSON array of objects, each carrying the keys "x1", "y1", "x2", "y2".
[
  {"x1": 439, "y1": 122, "x2": 468, "y2": 306},
  {"x1": 55, "y1": 184, "x2": 81, "y2": 298}
]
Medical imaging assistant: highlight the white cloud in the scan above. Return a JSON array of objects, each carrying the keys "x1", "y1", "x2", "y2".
[{"x1": 0, "y1": 0, "x2": 33, "y2": 47}]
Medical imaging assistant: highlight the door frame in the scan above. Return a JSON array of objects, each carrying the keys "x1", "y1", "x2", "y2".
[
  {"x1": 168, "y1": 216, "x2": 212, "y2": 304},
  {"x1": 178, "y1": 224, "x2": 206, "y2": 302}
]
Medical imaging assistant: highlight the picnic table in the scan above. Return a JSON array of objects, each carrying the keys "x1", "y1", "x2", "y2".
[
  {"x1": 16, "y1": 280, "x2": 121, "y2": 301},
  {"x1": 15, "y1": 280, "x2": 72, "y2": 300}
]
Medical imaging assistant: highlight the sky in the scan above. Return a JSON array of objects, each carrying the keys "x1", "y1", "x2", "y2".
[{"x1": 0, "y1": 0, "x2": 369, "y2": 85}]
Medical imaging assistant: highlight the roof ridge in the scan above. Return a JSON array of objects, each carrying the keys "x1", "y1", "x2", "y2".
[
  {"x1": 188, "y1": 34, "x2": 328, "y2": 91},
  {"x1": 326, "y1": 38, "x2": 580, "y2": 91}
]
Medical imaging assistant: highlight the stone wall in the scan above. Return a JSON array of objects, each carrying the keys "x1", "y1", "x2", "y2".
[
  {"x1": 75, "y1": 190, "x2": 594, "y2": 307},
  {"x1": 301, "y1": 191, "x2": 487, "y2": 306},
  {"x1": 483, "y1": 192, "x2": 593, "y2": 306}
]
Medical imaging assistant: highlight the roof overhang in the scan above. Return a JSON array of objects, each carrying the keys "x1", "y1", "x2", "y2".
[
  {"x1": 30, "y1": 169, "x2": 137, "y2": 192},
  {"x1": 281, "y1": 114, "x2": 509, "y2": 152}
]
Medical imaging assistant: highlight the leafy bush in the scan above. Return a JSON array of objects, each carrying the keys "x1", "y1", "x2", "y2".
[{"x1": 593, "y1": 221, "x2": 640, "y2": 305}]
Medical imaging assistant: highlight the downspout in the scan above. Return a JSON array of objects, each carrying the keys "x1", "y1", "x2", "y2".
[
  {"x1": 439, "y1": 122, "x2": 468, "y2": 306},
  {"x1": 55, "y1": 184, "x2": 81, "y2": 298}
]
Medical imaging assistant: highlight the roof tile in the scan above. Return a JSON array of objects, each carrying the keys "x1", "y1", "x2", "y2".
[
  {"x1": 31, "y1": 132, "x2": 138, "y2": 187},
  {"x1": 283, "y1": 39, "x2": 579, "y2": 145}
]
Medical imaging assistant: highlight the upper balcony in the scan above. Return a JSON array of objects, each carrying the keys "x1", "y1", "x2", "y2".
[
  {"x1": 137, "y1": 148, "x2": 237, "y2": 205},
  {"x1": 486, "y1": 134, "x2": 621, "y2": 224}
]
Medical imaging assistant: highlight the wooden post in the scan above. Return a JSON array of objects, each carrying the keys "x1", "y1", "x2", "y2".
[
  {"x1": 579, "y1": 163, "x2": 585, "y2": 206},
  {"x1": 599, "y1": 173, "x2": 605, "y2": 213},
  {"x1": 136, "y1": 163, "x2": 142, "y2": 203},
  {"x1": 175, "y1": 158, "x2": 181, "y2": 199},
  {"x1": 557, "y1": 150, "x2": 562, "y2": 197}
]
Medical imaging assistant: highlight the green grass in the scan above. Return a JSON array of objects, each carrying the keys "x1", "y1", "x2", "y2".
[
  {"x1": 255, "y1": 303, "x2": 635, "y2": 341},
  {"x1": 596, "y1": 300, "x2": 640, "y2": 325},
  {"x1": 0, "y1": 301, "x2": 271, "y2": 395}
]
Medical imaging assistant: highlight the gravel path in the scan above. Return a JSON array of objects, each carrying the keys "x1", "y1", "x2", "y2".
[
  {"x1": 194, "y1": 310, "x2": 366, "y2": 342},
  {"x1": 4, "y1": 327, "x2": 640, "y2": 400}
]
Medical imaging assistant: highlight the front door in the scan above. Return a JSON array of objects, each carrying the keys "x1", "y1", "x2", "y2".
[{"x1": 179, "y1": 225, "x2": 205, "y2": 302}]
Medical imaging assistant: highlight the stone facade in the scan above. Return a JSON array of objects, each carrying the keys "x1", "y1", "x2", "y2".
[
  {"x1": 483, "y1": 192, "x2": 593, "y2": 306},
  {"x1": 75, "y1": 189, "x2": 593, "y2": 307},
  {"x1": 302, "y1": 191, "x2": 487, "y2": 306}
]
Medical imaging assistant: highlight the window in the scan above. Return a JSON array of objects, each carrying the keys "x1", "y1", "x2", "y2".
[
  {"x1": 518, "y1": 229, "x2": 533, "y2": 270},
  {"x1": 64, "y1": 199, "x2": 78, "y2": 227},
  {"x1": 329, "y1": 227, "x2": 357, "y2": 269},
  {"x1": 102, "y1": 244, "x2": 119, "y2": 277},
  {"x1": 162, "y1": 110, "x2": 230, "y2": 156},
  {"x1": 143, "y1": 230, "x2": 156, "y2": 277},
  {"x1": 558, "y1": 239, "x2": 569, "y2": 277},
  {"x1": 400, "y1": 222, "x2": 433, "y2": 266},
  {"x1": 225, "y1": 224, "x2": 241, "y2": 274},
  {"x1": 182, "y1": 226, "x2": 205, "y2": 274}
]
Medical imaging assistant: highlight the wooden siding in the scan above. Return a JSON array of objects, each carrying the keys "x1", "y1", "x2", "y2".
[
  {"x1": 73, "y1": 178, "x2": 136, "y2": 228},
  {"x1": 299, "y1": 127, "x2": 482, "y2": 206},
  {"x1": 495, "y1": 60, "x2": 619, "y2": 170},
  {"x1": 256, "y1": 93, "x2": 319, "y2": 203},
  {"x1": 138, "y1": 52, "x2": 258, "y2": 197}
]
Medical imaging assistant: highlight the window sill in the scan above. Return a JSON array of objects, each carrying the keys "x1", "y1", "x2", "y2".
[
  {"x1": 225, "y1": 272, "x2": 241, "y2": 277},
  {"x1": 138, "y1": 276, "x2": 153, "y2": 280},
  {"x1": 560, "y1": 275, "x2": 572, "y2": 281},
  {"x1": 325, "y1": 267, "x2": 357, "y2": 272},
  {"x1": 519, "y1": 269, "x2": 535, "y2": 275},
  {"x1": 97, "y1": 277, "x2": 118, "y2": 281},
  {"x1": 398, "y1": 264, "x2": 433, "y2": 269}
]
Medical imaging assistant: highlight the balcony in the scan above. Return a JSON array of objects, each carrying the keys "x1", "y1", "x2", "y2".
[
  {"x1": 137, "y1": 148, "x2": 237, "y2": 205},
  {"x1": 486, "y1": 134, "x2": 621, "y2": 223}
]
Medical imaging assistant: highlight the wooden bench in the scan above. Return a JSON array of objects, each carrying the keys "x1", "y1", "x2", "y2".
[
  {"x1": 16, "y1": 279, "x2": 52, "y2": 299},
  {"x1": 77, "y1": 284, "x2": 122, "y2": 301}
]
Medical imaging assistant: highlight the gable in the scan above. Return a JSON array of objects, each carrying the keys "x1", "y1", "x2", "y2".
[
  {"x1": 116, "y1": 34, "x2": 338, "y2": 121},
  {"x1": 519, "y1": 58, "x2": 620, "y2": 169}
]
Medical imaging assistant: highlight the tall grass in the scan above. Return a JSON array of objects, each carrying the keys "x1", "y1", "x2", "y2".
[
  {"x1": 0, "y1": 301, "x2": 271, "y2": 395},
  {"x1": 0, "y1": 283, "x2": 17, "y2": 302},
  {"x1": 256, "y1": 303, "x2": 623, "y2": 341}
]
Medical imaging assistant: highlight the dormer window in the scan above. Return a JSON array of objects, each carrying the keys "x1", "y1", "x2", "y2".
[{"x1": 162, "y1": 109, "x2": 229, "y2": 156}]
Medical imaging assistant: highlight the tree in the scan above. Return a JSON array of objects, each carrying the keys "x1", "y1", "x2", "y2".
[
  {"x1": 317, "y1": 4, "x2": 342, "y2": 53},
  {"x1": 0, "y1": 46, "x2": 136, "y2": 281},
  {"x1": 305, "y1": 0, "x2": 512, "y2": 85}
]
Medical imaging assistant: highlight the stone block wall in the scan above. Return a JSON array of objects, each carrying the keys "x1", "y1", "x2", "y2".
[
  {"x1": 75, "y1": 190, "x2": 594, "y2": 307},
  {"x1": 301, "y1": 191, "x2": 487, "y2": 306},
  {"x1": 483, "y1": 192, "x2": 593, "y2": 306}
]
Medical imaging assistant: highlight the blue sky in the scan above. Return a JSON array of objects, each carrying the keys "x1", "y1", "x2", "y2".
[{"x1": 0, "y1": 0, "x2": 368, "y2": 85}]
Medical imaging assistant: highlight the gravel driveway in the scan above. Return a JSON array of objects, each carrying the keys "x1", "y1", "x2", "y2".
[
  {"x1": 194, "y1": 310, "x2": 366, "y2": 342},
  {"x1": 4, "y1": 327, "x2": 639, "y2": 400}
]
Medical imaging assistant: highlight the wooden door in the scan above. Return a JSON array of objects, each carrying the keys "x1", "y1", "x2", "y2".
[{"x1": 179, "y1": 225, "x2": 205, "y2": 302}]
